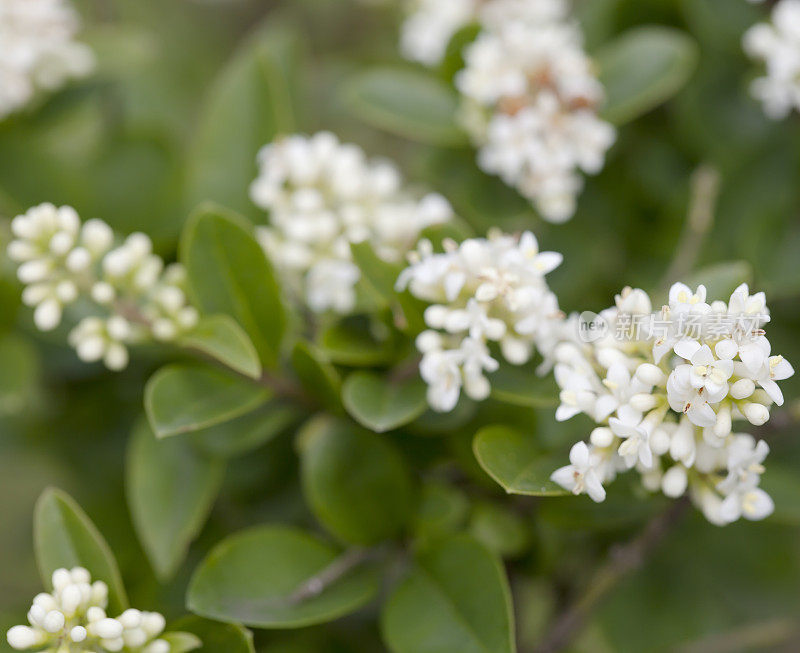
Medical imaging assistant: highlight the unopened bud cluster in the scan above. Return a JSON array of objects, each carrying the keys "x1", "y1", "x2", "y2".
[
  {"x1": 7, "y1": 567, "x2": 173, "y2": 652},
  {"x1": 250, "y1": 131, "x2": 453, "y2": 314},
  {"x1": 8, "y1": 203, "x2": 199, "y2": 370},
  {"x1": 400, "y1": 0, "x2": 615, "y2": 223},
  {"x1": 550, "y1": 282, "x2": 793, "y2": 525},
  {"x1": 397, "y1": 230, "x2": 564, "y2": 412},
  {"x1": 743, "y1": 0, "x2": 800, "y2": 119},
  {"x1": 0, "y1": 0, "x2": 94, "y2": 119}
]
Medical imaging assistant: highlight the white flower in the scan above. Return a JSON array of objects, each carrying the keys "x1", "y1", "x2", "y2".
[
  {"x1": 251, "y1": 132, "x2": 453, "y2": 314},
  {"x1": 743, "y1": 0, "x2": 800, "y2": 119},
  {"x1": 6, "y1": 567, "x2": 174, "y2": 652},
  {"x1": 551, "y1": 281, "x2": 792, "y2": 525},
  {"x1": 0, "y1": 0, "x2": 94, "y2": 119},
  {"x1": 550, "y1": 441, "x2": 607, "y2": 502},
  {"x1": 400, "y1": 0, "x2": 477, "y2": 66},
  {"x1": 452, "y1": 8, "x2": 614, "y2": 222},
  {"x1": 399, "y1": 230, "x2": 563, "y2": 411},
  {"x1": 8, "y1": 204, "x2": 198, "y2": 370}
]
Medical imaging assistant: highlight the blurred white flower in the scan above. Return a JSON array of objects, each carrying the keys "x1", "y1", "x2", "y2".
[
  {"x1": 7, "y1": 567, "x2": 172, "y2": 652},
  {"x1": 251, "y1": 132, "x2": 453, "y2": 314},
  {"x1": 550, "y1": 282, "x2": 791, "y2": 525},
  {"x1": 0, "y1": 0, "x2": 94, "y2": 119},
  {"x1": 743, "y1": 0, "x2": 800, "y2": 119},
  {"x1": 8, "y1": 203, "x2": 198, "y2": 370},
  {"x1": 398, "y1": 229, "x2": 564, "y2": 411}
]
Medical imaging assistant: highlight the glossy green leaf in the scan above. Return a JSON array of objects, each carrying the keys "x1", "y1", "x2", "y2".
[
  {"x1": 473, "y1": 426, "x2": 568, "y2": 496},
  {"x1": 171, "y1": 616, "x2": 255, "y2": 653},
  {"x1": 299, "y1": 416, "x2": 414, "y2": 544},
  {"x1": 191, "y1": 403, "x2": 299, "y2": 459},
  {"x1": 318, "y1": 318, "x2": 400, "y2": 367},
  {"x1": 33, "y1": 488, "x2": 128, "y2": 615},
  {"x1": 126, "y1": 420, "x2": 225, "y2": 580},
  {"x1": 290, "y1": 341, "x2": 342, "y2": 412},
  {"x1": 342, "y1": 371, "x2": 427, "y2": 433},
  {"x1": 159, "y1": 632, "x2": 203, "y2": 653},
  {"x1": 145, "y1": 363, "x2": 270, "y2": 438},
  {"x1": 180, "y1": 315, "x2": 262, "y2": 380},
  {"x1": 187, "y1": 526, "x2": 380, "y2": 628},
  {"x1": 350, "y1": 240, "x2": 403, "y2": 305},
  {"x1": 180, "y1": 204, "x2": 286, "y2": 367},
  {"x1": 414, "y1": 482, "x2": 469, "y2": 542},
  {"x1": 185, "y1": 24, "x2": 303, "y2": 217},
  {"x1": 597, "y1": 26, "x2": 699, "y2": 124},
  {"x1": 381, "y1": 534, "x2": 515, "y2": 653},
  {"x1": 468, "y1": 501, "x2": 529, "y2": 559},
  {"x1": 343, "y1": 67, "x2": 466, "y2": 146},
  {"x1": 489, "y1": 367, "x2": 559, "y2": 409}
]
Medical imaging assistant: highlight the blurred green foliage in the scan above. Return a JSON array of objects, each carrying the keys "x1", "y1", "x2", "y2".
[{"x1": 2, "y1": 0, "x2": 800, "y2": 652}]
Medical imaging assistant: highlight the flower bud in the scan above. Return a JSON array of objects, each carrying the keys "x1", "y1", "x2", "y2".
[
  {"x1": 662, "y1": 465, "x2": 688, "y2": 498},
  {"x1": 730, "y1": 378, "x2": 755, "y2": 400},
  {"x1": 742, "y1": 402, "x2": 769, "y2": 426}
]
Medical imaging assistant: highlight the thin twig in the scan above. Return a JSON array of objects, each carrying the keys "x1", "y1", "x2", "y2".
[
  {"x1": 288, "y1": 547, "x2": 375, "y2": 604},
  {"x1": 675, "y1": 617, "x2": 800, "y2": 653},
  {"x1": 663, "y1": 165, "x2": 721, "y2": 287},
  {"x1": 536, "y1": 498, "x2": 690, "y2": 653}
]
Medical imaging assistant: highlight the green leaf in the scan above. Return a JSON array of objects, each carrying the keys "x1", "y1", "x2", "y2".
[
  {"x1": 290, "y1": 341, "x2": 342, "y2": 412},
  {"x1": 184, "y1": 24, "x2": 303, "y2": 217},
  {"x1": 159, "y1": 632, "x2": 203, "y2": 653},
  {"x1": 0, "y1": 333, "x2": 40, "y2": 416},
  {"x1": 342, "y1": 371, "x2": 427, "y2": 433},
  {"x1": 180, "y1": 204, "x2": 286, "y2": 367},
  {"x1": 472, "y1": 426, "x2": 568, "y2": 496},
  {"x1": 489, "y1": 367, "x2": 559, "y2": 409},
  {"x1": 597, "y1": 26, "x2": 699, "y2": 125},
  {"x1": 414, "y1": 482, "x2": 469, "y2": 542},
  {"x1": 381, "y1": 534, "x2": 515, "y2": 653},
  {"x1": 299, "y1": 416, "x2": 414, "y2": 545},
  {"x1": 171, "y1": 616, "x2": 255, "y2": 653},
  {"x1": 191, "y1": 403, "x2": 299, "y2": 459},
  {"x1": 468, "y1": 501, "x2": 529, "y2": 559},
  {"x1": 680, "y1": 260, "x2": 753, "y2": 301},
  {"x1": 187, "y1": 526, "x2": 380, "y2": 628},
  {"x1": 145, "y1": 363, "x2": 270, "y2": 438},
  {"x1": 126, "y1": 420, "x2": 225, "y2": 581},
  {"x1": 318, "y1": 318, "x2": 400, "y2": 367},
  {"x1": 180, "y1": 314, "x2": 262, "y2": 380},
  {"x1": 343, "y1": 67, "x2": 466, "y2": 146},
  {"x1": 33, "y1": 488, "x2": 129, "y2": 615},
  {"x1": 350, "y1": 240, "x2": 403, "y2": 306}
]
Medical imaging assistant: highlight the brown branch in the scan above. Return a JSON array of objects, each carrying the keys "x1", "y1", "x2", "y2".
[
  {"x1": 536, "y1": 498, "x2": 690, "y2": 653},
  {"x1": 288, "y1": 547, "x2": 374, "y2": 604}
]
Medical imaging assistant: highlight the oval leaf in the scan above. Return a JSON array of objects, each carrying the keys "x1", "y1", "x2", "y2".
[
  {"x1": 126, "y1": 420, "x2": 225, "y2": 581},
  {"x1": 171, "y1": 616, "x2": 255, "y2": 653},
  {"x1": 381, "y1": 534, "x2": 515, "y2": 653},
  {"x1": 180, "y1": 204, "x2": 286, "y2": 367},
  {"x1": 344, "y1": 67, "x2": 466, "y2": 146},
  {"x1": 299, "y1": 416, "x2": 414, "y2": 545},
  {"x1": 184, "y1": 24, "x2": 303, "y2": 217},
  {"x1": 291, "y1": 341, "x2": 342, "y2": 412},
  {"x1": 597, "y1": 26, "x2": 699, "y2": 125},
  {"x1": 180, "y1": 315, "x2": 262, "y2": 380},
  {"x1": 342, "y1": 371, "x2": 427, "y2": 433},
  {"x1": 145, "y1": 363, "x2": 270, "y2": 438},
  {"x1": 159, "y1": 632, "x2": 203, "y2": 653},
  {"x1": 187, "y1": 526, "x2": 380, "y2": 628},
  {"x1": 34, "y1": 488, "x2": 129, "y2": 615},
  {"x1": 473, "y1": 426, "x2": 568, "y2": 496}
]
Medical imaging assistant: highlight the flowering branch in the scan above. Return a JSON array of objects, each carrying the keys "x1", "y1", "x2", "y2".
[{"x1": 536, "y1": 497, "x2": 690, "y2": 653}]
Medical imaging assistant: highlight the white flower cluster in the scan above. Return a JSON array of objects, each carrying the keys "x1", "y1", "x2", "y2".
[
  {"x1": 8, "y1": 203, "x2": 199, "y2": 370},
  {"x1": 7, "y1": 567, "x2": 173, "y2": 652},
  {"x1": 455, "y1": 10, "x2": 615, "y2": 223},
  {"x1": 0, "y1": 0, "x2": 94, "y2": 119},
  {"x1": 396, "y1": 230, "x2": 564, "y2": 412},
  {"x1": 550, "y1": 282, "x2": 794, "y2": 525},
  {"x1": 743, "y1": 0, "x2": 800, "y2": 119},
  {"x1": 400, "y1": 0, "x2": 568, "y2": 67},
  {"x1": 250, "y1": 132, "x2": 453, "y2": 314}
]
